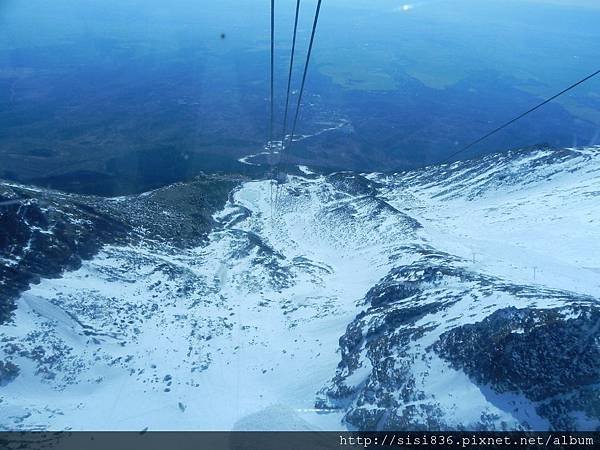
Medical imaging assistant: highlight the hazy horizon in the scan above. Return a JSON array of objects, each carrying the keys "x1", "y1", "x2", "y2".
[{"x1": 1, "y1": 0, "x2": 599, "y2": 193}]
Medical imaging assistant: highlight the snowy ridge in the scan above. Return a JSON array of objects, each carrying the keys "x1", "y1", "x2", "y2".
[
  {"x1": 378, "y1": 145, "x2": 600, "y2": 296},
  {"x1": 1, "y1": 145, "x2": 599, "y2": 431},
  {"x1": 319, "y1": 145, "x2": 600, "y2": 430}
]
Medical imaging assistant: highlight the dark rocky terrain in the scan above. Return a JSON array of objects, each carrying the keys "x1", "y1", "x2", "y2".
[
  {"x1": 434, "y1": 305, "x2": 600, "y2": 430},
  {"x1": 317, "y1": 253, "x2": 600, "y2": 431},
  {"x1": 0, "y1": 174, "x2": 240, "y2": 324}
]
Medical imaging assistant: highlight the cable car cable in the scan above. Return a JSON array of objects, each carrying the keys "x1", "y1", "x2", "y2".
[
  {"x1": 440, "y1": 68, "x2": 600, "y2": 165},
  {"x1": 281, "y1": 0, "x2": 302, "y2": 151},
  {"x1": 269, "y1": 0, "x2": 275, "y2": 219},
  {"x1": 276, "y1": 0, "x2": 323, "y2": 199}
]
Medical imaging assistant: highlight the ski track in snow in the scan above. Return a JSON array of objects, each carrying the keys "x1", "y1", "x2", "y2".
[{"x1": 1, "y1": 146, "x2": 599, "y2": 430}]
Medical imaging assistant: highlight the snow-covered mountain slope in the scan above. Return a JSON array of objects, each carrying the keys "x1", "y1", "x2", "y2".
[
  {"x1": 0, "y1": 175, "x2": 238, "y2": 324},
  {"x1": 1, "y1": 145, "x2": 599, "y2": 431},
  {"x1": 378, "y1": 145, "x2": 600, "y2": 297},
  {"x1": 319, "y1": 145, "x2": 600, "y2": 431}
]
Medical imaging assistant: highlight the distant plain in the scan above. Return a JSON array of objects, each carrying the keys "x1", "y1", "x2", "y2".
[{"x1": 0, "y1": 0, "x2": 598, "y2": 195}]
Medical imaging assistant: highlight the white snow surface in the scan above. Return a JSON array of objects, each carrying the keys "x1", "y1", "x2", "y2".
[
  {"x1": 378, "y1": 146, "x2": 600, "y2": 298},
  {"x1": 1, "y1": 146, "x2": 599, "y2": 431}
]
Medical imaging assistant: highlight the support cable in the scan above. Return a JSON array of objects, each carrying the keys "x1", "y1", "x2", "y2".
[
  {"x1": 269, "y1": 0, "x2": 275, "y2": 219},
  {"x1": 275, "y1": 0, "x2": 323, "y2": 205},
  {"x1": 280, "y1": 0, "x2": 302, "y2": 150},
  {"x1": 269, "y1": 0, "x2": 275, "y2": 155},
  {"x1": 285, "y1": 0, "x2": 322, "y2": 157},
  {"x1": 440, "y1": 68, "x2": 600, "y2": 165}
]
